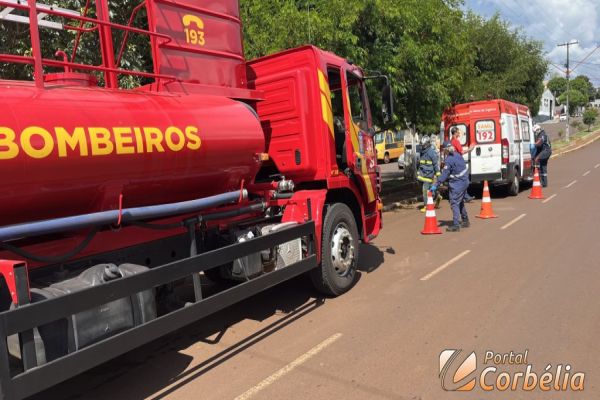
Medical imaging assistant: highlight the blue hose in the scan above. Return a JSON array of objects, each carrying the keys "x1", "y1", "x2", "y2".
[{"x1": 0, "y1": 190, "x2": 245, "y2": 242}]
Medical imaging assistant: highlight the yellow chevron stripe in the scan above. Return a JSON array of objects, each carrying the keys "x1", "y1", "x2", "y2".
[
  {"x1": 345, "y1": 95, "x2": 375, "y2": 202},
  {"x1": 318, "y1": 70, "x2": 334, "y2": 138}
]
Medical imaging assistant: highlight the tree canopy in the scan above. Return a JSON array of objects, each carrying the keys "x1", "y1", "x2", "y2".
[
  {"x1": 547, "y1": 76, "x2": 567, "y2": 99},
  {"x1": 240, "y1": 1, "x2": 547, "y2": 131}
]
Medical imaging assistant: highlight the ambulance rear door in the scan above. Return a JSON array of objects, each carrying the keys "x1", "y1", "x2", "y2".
[{"x1": 470, "y1": 118, "x2": 502, "y2": 182}]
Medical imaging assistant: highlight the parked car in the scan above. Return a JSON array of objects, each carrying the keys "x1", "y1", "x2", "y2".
[
  {"x1": 397, "y1": 153, "x2": 405, "y2": 169},
  {"x1": 559, "y1": 114, "x2": 567, "y2": 121}
]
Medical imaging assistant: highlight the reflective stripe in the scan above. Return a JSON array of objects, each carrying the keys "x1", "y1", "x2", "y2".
[
  {"x1": 417, "y1": 176, "x2": 433, "y2": 183},
  {"x1": 419, "y1": 160, "x2": 433, "y2": 165},
  {"x1": 450, "y1": 167, "x2": 469, "y2": 180},
  {"x1": 426, "y1": 210, "x2": 436, "y2": 217}
]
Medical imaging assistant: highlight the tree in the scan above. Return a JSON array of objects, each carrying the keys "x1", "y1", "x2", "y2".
[
  {"x1": 242, "y1": 0, "x2": 473, "y2": 131},
  {"x1": 583, "y1": 108, "x2": 598, "y2": 131},
  {"x1": 351, "y1": 0, "x2": 473, "y2": 131},
  {"x1": 0, "y1": 0, "x2": 153, "y2": 87},
  {"x1": 558, "y1": 90, "x2": 587, "y2": 115},
  {"x1": 459, "y1": 12, "x2": 547, "y2": 115},
  {"x1": 547, "y1": 76, "x2": 568, "y2": 99},
  {"x1": 570, "y1": 75, "x2": 595, "y2": 102}
]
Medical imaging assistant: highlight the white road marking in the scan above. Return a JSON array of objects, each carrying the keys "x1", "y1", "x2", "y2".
[
  {"x1": 583, "y1": 170, "x2": 591, "y2": 177},
  {"x1": 542, "y1": 194, "x2": 557, "y2": 204},
  {"x1": 420, "y1": 250, "x2": 471, "y2": 281},
  {"x1": 234, "y1": 333, "x2": 343, "y2": 400},
  {"x1": 565, "y1": 180, "x2": 578, "y2": 189},
  {"x1": 595, "y1": 163, "x2": 600, "y2": 169},
  {"x1": 501, "y1": 214, "x2": 527, "y2": 230}
]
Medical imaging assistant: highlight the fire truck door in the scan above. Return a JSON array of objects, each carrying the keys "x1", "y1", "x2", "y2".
[{"x1": 343, "y1": 70, "x2": 377, "y2": 205}]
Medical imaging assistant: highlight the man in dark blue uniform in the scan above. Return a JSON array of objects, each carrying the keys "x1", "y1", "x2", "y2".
[
  {"x1": 533, "y1": 124, "x2": 552, "y2": 187},
  {"x1": 431, "y1": 141, "x2": 470, "y2": 232}
]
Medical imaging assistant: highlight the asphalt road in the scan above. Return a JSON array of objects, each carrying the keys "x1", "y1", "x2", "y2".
[
  {"x1": 33, "y1": 140, "x2": 600, "y2": 400},
  {"x1": 379, "y1": 159, "x2": 404, "y2": 182}
]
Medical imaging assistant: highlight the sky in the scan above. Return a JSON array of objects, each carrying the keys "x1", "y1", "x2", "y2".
[{"x1": 464, "y1": 0, "x2": 600, "y2": 87}]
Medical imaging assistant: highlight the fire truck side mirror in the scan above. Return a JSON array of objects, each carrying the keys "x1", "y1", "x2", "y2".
[{"x1": 382, "y1": 84, "x2": 394, "y2": 125}]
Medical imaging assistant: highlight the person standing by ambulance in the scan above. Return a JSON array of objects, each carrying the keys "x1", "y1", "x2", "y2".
[
  {"x1": 533, "y1": 124, "x2": 552, "y2": 187},
  {"x1": 417, "y1": 135, "x2": 442, "y2": 211},
  {"x1": 450, "y1": 127, "x2": 474, "y2": 202},
  {"x1": 431, "y1": 141, "x2": 470, "y2": 232}
]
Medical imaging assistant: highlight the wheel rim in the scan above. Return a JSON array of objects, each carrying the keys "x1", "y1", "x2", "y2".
[{"x1": 330, "y1": 223, "x2": 355, "y2": 277}]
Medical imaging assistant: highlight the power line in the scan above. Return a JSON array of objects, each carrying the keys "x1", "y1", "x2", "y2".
[
  {"x1": 572, "y1": 44, "x2": 600, "y2": 72},
  {"x1": 548, "y1": 62, "x2": 566, "y2": 75},
  {"x1": 571, "y1": 60, "x2": 600, "y2": 66}
]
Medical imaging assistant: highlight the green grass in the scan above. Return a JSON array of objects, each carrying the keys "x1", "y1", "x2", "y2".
[{"x1": 552, "y1": 123, "x2": 600, "y2": 152}]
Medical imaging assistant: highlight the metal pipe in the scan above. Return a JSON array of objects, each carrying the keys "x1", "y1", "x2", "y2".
[
  {"x1": 0, "y1": 190, "x2": 247, "y2": 242},
  {"x1": 202, "y1": 202, "x2": 266, "y2": 221}
]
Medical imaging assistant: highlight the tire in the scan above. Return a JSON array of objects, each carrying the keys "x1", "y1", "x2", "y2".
[
  {"x1": 383, "y1": 153, "x2": 390, "y2": 164},
  {"x1": 310, "y1": 203, "x2": 360, "y2": 296},
  {"x1": 507, "y1": 170, "x2": 520, "y2": 196}
]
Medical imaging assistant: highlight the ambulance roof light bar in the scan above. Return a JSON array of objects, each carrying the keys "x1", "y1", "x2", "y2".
[{"x1": 0, "y1": 0, "x2": 80, "y2": 30}]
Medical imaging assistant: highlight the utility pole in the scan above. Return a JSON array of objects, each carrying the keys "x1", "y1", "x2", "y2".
[{"x1": 557, "y1": 41, "x2": 579, "y2": 142}]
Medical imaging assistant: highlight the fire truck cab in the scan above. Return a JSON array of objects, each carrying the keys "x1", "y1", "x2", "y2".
[{"x1": 442, "y1": 99, "x2": 536, "y2": 195}]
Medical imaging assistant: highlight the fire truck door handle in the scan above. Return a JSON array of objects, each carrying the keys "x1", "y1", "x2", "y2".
[{"x1": 476, "y1": 147, "x2": 481, "y2": 156}]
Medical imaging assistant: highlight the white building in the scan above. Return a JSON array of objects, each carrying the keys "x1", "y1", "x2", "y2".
[
  {"x1": 590, "y1": 99, "x2": 600, "y2": 109},
  {"x1": 538, "y1": 87, "x2": 556, "y2": 120}
]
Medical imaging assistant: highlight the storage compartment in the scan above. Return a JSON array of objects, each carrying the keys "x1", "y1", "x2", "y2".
[{"x1": 16, "y1": 264, "x2": 156, "y2": 365}]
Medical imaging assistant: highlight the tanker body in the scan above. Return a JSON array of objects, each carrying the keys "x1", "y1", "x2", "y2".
[
  {"x1": 0, "y1": 0, "x2": 390, "y2": 397},
  {"x1": 0, "y1": 86, "x2": 265, "y2": 226}
]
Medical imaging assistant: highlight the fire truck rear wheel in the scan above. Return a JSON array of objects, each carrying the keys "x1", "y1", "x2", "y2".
[
  {"x1": 311, "y1": 203, "x2": 359, "y2": 296},
  {"x1": 384, "y1": 153, "x2": 391, "y2": 163}
]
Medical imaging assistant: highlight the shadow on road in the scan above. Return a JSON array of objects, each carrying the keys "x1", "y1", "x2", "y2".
[
  {"x1": 32, "y1": 241, "x2": 391, "y2": 399},
  {"x1": 358, "y1": 244, "x2": 390, "y2": 274},
  {"x1": 31, "y1": 275, "x2": 326, "y2": 400}
]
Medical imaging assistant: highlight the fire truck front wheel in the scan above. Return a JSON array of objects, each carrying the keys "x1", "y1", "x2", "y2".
[{"x1": 311, "y1": 203, "x2": 359, "y2": 296}]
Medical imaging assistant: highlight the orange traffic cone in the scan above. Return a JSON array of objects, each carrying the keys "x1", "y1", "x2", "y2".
[
  {"x1": 476, "y1": 181, "x2": 498, "y2": 219},
  {"x1": 421, "y1": 191, "x2": 442, "y2": 235},
  {"x1": 529, "y1": 168, "x2": 545, "y2": 199}
]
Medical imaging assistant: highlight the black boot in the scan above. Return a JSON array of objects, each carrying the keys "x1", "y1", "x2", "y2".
[
  {"x1": 461, "y1": 219, "x2": 471, "y2": 228},
  {"x1": 446, "y1": 225, "x2": 460, "y2": 232}
]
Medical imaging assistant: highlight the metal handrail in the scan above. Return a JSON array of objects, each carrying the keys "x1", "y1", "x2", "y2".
[{"x1": 0, "y1": 0, "x2": 176, "y2": 87}]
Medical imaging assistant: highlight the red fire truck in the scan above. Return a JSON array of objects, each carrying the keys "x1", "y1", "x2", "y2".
[{"x1": 0, "y1": 1, "x2": 390, "y2": 397}]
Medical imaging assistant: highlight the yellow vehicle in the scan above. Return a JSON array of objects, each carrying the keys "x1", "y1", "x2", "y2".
[{"x1": 375, "y1": 129, "x2": 405, "y2": 163}]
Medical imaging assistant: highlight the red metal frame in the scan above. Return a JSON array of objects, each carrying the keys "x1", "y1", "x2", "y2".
[{"x1": 0, "y1": 260, "x2": 30, "y2": 304}]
